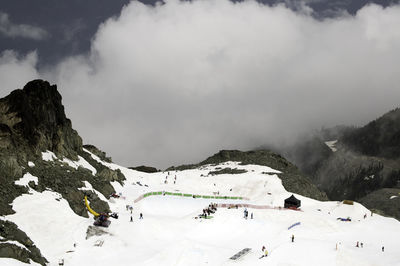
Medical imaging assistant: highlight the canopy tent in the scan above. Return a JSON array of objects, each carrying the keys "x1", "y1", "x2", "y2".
[{"x1": 284, "y1": 194, "x2": 301, "y2": 209}]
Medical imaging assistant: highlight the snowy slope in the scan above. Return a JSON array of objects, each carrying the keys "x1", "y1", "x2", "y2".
[{"x1": 3, "y1": 152, "x2": 400, "y2": 266}]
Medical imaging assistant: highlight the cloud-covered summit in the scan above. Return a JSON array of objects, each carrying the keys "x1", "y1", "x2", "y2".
[{"x1": 1, "y1": 0, "x2": 400, "y2": 168}]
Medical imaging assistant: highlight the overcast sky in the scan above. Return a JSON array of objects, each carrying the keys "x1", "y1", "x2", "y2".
[{"x1": 1, "y1": 0, "x2": 400, "y2": 169}]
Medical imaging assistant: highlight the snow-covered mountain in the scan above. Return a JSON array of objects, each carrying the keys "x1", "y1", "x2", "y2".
[
  {"x1": 1, "y1": 80, "x2": 400, "y2": 265},
  {"x1": 2, "y1": 155, "x2": 400, "y2": 266}
]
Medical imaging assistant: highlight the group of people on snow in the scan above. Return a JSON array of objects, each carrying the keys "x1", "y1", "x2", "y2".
[
  {"x1": 164, "y1": 172, "x2": 178, "y2": 184},
  {"x1": 243, "y1": 208, "x2": 253, "y2": 219},
  {"x1": 201, "y1": 203, "x2": 217, "y2": 218}
]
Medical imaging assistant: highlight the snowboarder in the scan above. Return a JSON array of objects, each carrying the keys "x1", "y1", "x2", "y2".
[
  {"x1": 139, "y1": 213, "x2": 143, "y2": 219},
  {"x1": 291, "y1": 235, "x2": 294, "y2": 242}
]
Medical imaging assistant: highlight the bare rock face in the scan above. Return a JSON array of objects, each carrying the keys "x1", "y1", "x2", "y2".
[
  {"x1": 0, "y1": 79, "x2": 82, "y2": 159},
  {"x1": 83, "y1": 144, "x2": 112, "y2": 163},
  {"x1": 0, "y1": 220, "x2": 48, "y2": 265},
  {"x1": 0, "y1": 80, "x2": 125, "y2": 264}
]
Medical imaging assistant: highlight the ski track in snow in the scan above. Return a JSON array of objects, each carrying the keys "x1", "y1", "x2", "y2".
[{"x1": 4, "y1": 155, "x2": 400, "y2": 266}]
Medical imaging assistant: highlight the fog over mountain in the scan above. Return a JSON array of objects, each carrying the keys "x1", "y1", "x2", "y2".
[{"x1": 0, "y1": 0, "x2": 400, "y2": 168}]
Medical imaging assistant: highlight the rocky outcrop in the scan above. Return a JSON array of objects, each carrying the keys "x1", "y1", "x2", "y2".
[
  {"x1": 0, "y1": 80, "x2": 126, "y2": 264},
  {"x1": 83, "y1": 144, "x2": 112, "y2": 163},
  {"x1": 0, "y1": 79, "x2": 82, "y2": 159},
  {"x1": 129, "y1": 165, "x2": 159, "y2": 173},
  {"x1": 0, "y1": 220, "x2": 47, "y2": 265},
  {"x1": 359, "y1": 188, "x2": 400, "y2": 220}
]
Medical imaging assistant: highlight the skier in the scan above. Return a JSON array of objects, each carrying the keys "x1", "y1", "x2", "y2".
[
  {"x1": 130, "y1": 216, "x2": 133, "y2": 222},
  {"x1": 382, "y1": 246, "x2": 384, "y2": 252},
  {"x1": 139, "y1": 213, "x2": 143, "y2": 219},
  {"x1": 356, "y1": 241, "x2": 359, "y2": 248},
  {"x1": 291, "y1": 235, "x2": 294, "y2": 242}
]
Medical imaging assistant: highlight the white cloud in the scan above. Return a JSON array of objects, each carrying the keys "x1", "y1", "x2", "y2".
[
  {"x1": 0, "y1": 12, "x2": 49, "y2": 40},
  {"x1": 0, "y1": 50, "x2": 40, "y2": 95},
  {"x1": 2, "y1": 0, "x2": 400, "y2": 168}
]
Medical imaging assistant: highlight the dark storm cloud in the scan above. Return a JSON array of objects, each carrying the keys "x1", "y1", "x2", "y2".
[
  {"x1": 0, "y1": 0, "x2": 400, "y2": 169},
  {"x1": 0, "y1": 0, "x2": 131, "y2": 65}
]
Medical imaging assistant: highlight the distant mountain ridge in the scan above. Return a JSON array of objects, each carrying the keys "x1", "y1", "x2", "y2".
[
  {"x1": 271, "y1": 107, "x2": 400, "y2": 220},
  {"x1": 168, "y1": 149, "x2": 328, "y2": 201},
  {"x1": 340, "y1": 108, "x2": 400, "y2": 158}
]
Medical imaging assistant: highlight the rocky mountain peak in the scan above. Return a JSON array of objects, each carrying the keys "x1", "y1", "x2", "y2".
[{"x1": 0, "y1": 79, "x2": 82, "y2": 159}]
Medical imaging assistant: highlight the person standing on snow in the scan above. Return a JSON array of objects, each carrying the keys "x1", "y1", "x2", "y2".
[
  {"x1": 291, "y1": 235, "x2": 294, "y2": 242},
  {"x1": 259, "y1": 247, "x2": 268, "y2": 259}
]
